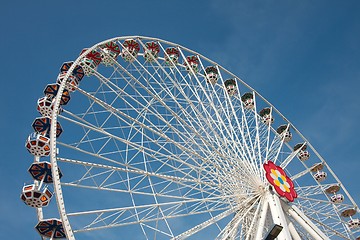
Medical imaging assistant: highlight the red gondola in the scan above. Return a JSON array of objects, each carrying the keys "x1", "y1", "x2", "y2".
[
  {"x1": 121, "y1": 39, "x2": 140, "y2": 62},
  {"x1": 184, "y1": 55, "x2": 199, "y2": 73},
  {"x1": 144, "y1": 41, "x2": 160, "y2": 62},
  {"x1": 165, "y1": 47, "x2": 179, "y2": 65},
  {"x1": 100, "y1": 41, "x2": 121, "y2": 66}
]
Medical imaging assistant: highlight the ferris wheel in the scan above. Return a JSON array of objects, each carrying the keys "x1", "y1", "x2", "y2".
[{"x1": 21, "y1": 36, "x2": 360, "y2": 239}]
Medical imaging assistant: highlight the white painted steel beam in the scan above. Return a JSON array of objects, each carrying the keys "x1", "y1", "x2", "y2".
[{"x1": 268, "y1": 192, "x2": 292, "y2": 240}]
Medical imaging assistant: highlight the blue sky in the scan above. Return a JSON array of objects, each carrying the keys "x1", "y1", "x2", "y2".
[{"x1": 1, "y1": 0, "x2": 360, "y2": 239}]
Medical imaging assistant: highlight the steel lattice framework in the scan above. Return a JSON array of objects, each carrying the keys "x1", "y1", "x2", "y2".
[{"x1": 22, "y1": 36, "x2": 360, "y2": 239}]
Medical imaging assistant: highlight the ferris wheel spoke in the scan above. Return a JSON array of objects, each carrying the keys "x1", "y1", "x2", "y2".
[
  {"x1": 268, "y1": 124, "x2": 289, "y2": 165},
  {"x1": 59, "y1": 137, "x2": 236, "y2": 193},
  {"x1": 244, "y1": 199, "x2": 262, "y2": 240},
  {"x1": 290, "y1": 201, "x2": 351, "y2": 237},
  {"x1": 305, "y1": 214, "x2": 351, "y2": 239},
  {"x1": 295, "y1": 183, "x2": 341, "y2": 197},
  {"x1": 184, "y1": 64, "x2": 255, "y2": 173},
  {"x1": 241, "y1": 111, "x2": 261, "y2": 176},
  {"x1": 58, "y1": 133, "x2": 239, "y2": 193},
  {"x1": 59, "y1": 102, "x2": 222, "y2": 180},
  {"x1": 71, "y1": 201, "x2": 231, "y2": 234},
  {"x1": 63, "y1": 173, "x2": 237, "y2": 206},
  {"x1": 57, "y1": 159, "x2": 226, "y2": 201},
  {"x1": 57, "y1": 114, "x2": 198, "y2": 169},
  {"x1": 225, "y1": 101, "x2": 260, "y2": 177},
  {"x1": 146, "y1": 73, "x2": 253, "y2": 178},
  {"x1": 91, "y1": 69, "x2": 211, "y2": 151},
  {"x1": 58, "y1": 152, "x2": 239, "y2": 205},
  {"x1": 265, "y1": 133, "x2": 283, "y2": 161},
  {"x1": 68, "y1": 197, "x2": 231, "y2": 217},
  {"x1": 215, "y1": 212, "x2": 242, "y2": 240},
  {"x1": 251, "y1": 93, "x2": 266, "y2": 177},
  {"x1": 249, "y1": 110, "x2": 272, "y2": 164},
  {"x1": 281, "y1": 144, "x2": 305, "y2": 170},
  {"x1": 214, "y1": 70, "x2": 257, "y2": 174},
  {"x1": 215, "y1": 195, "x2": 261, "y2": 240},
  {"x1": 58, "y1": 140, "x2": 218, "y2": 191},
  {"x1": 110, "y1": 53, "x2": 216, "y2": 143},
  {"x1": 92, "y1": 63, "x2": 245, "y2": 179},
  {"x1": 69, "y1": 83, "x2": 110, "y2": 149},
  {"x1": 80, "y1": 82, "x2": 204, "y2": 158},
  {"x1": 171, "y1": 208, "x2": 235, "y2": 240},
  {"x1": 294, "y1": 201, "x2": 344, "y2": 221},
  {"x1": 140, "y1": 222, "x2": 174, "y2": 238},
  {"x1": 223, "y1": 111, "x2": 260, "y2": 178},
  {"x1": 57, "y1": 158, "x2": 220, "y2": 192},
  {"x1": 242, "y1": 110, "x2": 263, "y2": 175},
  {"x1": 263, "y1": 107, "x2": 273, "y2": 163},
  {"x1": 216, "y1": 205, "x2": 256, "y2": 240},
  {"x1": 239, "y1": 109, "x2": 258, "y2": 172},
  {"x1": 155, "y1": 46, "x2": 255, "y2": 174},
  {"x1": 62, "y1": 182, "x2": 215, "y2": 201},
  {"x1": 296, "y1": 195, "x2": 353, "y2": 211},
  {"x1": 184, "y1": 82, "x2": 253, "y2": 180},
  {"x1": 61, "y1": 94, "x2": 256, "y2": 189}
]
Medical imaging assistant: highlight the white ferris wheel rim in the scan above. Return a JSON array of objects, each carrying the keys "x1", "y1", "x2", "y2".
[{"x1": 35, "y1": 35, "x2": 360, "y2": 239}]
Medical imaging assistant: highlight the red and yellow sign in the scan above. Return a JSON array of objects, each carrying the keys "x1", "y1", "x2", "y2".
[{"x1": 263, "y1": 161, "x2": 297, "y2": 202}]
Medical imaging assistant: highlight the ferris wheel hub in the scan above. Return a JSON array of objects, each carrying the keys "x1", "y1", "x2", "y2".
[{"x1": 256, "y1": 184, "x2": 267, "y2": 196}]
